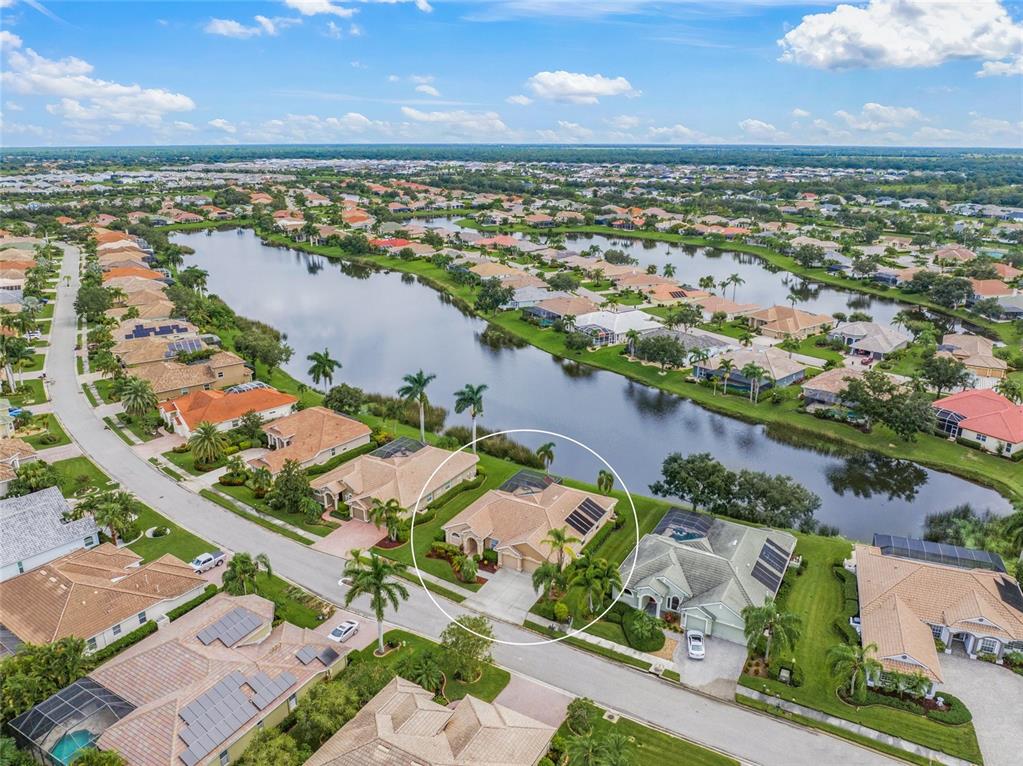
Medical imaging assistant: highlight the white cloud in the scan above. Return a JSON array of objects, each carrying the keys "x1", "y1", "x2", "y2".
[
  {"x1": 536, "y1": 120, "x2": 594, "y2": 142},
  {"x1": 400, "y1": 106, "x2": 508, "y2": 135},
  {"x1": 525, "y1": 70, "x2": 637, "y2": 104},
  {"x1": 410, "y1": 74, "x2": 434, "y2": 84},
  {"x1": 646, "y1": 123, "x2": 708, "y2": 143},
  {"x1": 977, "y1": 54, "x2": 1023, "y2": 77},
  {"x1": 791, "y1": 107, "x2": 810, "y2": 118},
  {"x1": 738, "y1": 118, "x2": 787, "y2": 141},
  {"x1": 834, "y1": 102, "x2": 923, "y2": 131},
  {"x1": 255, "y1": 16, "x2": 301, "y2": 35},
  {"x1": 282, "y1": 0, "x2": 357, "y2": 18},
  {"x1": 204, "y1": 19, "x2": 263, "y2": 39},
  {"x1": 415, "y1": 84, "x2": 441, "y2": 97},
  {"x1": 350, "y1": 60, "x2": 367, "y2": 68},
  {"x1": 505, "y1": 94, "x2": 532, "y2": 106},
  {"x1": 325, "y1": 20, "x2": 343, "y2": 38},
  {"x1": 0, "y1": 31, "x2": 23, "y2": 50},
  {"x1": 4, "y1": 100, "x2": 23, "y2": 111},
  {"x1": 348, "y1": 23, "x2": 363, "y2": 36},
  {"x1": 209, "y1": 118, "x2": 237, "y2": 133},
  {"x1": 2, "y1": 40, "x2": 194, "y2": 129},
  {"x1": 244, "y1": 112, "x2": 390, "y2": 142},
  {"x1": 172, "y1": 120, "x2": 197, "y2": 131},
  {"x1": 606, "y1": 114, "x2": 640, "y2": 130},
  {"x1": 387, "y1": 74, "x2": 400, "y2": 82},
  {"x1": 778, "y1": 0, "x2": 1023, "y2": 75}
]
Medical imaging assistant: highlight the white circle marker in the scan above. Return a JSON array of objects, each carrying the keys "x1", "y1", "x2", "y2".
[{"x1": 409, "y1": 428, "x2": 639, "y2": 647}]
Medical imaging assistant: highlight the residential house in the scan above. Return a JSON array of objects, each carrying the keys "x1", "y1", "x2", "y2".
[
  {"x1": 9, "y1": 593, "x2": 347, "y2": 766},
  {"x1": 853, "y1": 542, "x2": 1023, "y2": 693},
  {"x1": 932, "y1": 389, "x2": 1023, "y2": 456},
  {"x1": 501, "y1": 286, "x2": 565, "y2": 310},
  {"x1": 311, "y1": 438, "x2": 478, "y2": 520},
  {"x1": 934, "y1": 245, "x2": 976, "y2": 264},
  {"x1": 0, "y1": 543, "x2": 205, "y2": 652},
  {"x1": 828, "y1": 321, "x2": 911, "y2": 360},
  {"x1": 0, "y1": 486, "x2": 99, "y2": 581},
  {"x1": 693, "y1": 347, "x2": 808, "y2": 391},
  {"x1": 614, "y1": 509, "x2": 796, "y2": 644},
  {"x1": 159, "y1": 386, "x2": 298, "y2": 439},
  {"x1": 800, "y1": 367, "x2": 907, "y2": 407},
  {"x1": 524, "y1": 213, "x2": 555, "y2": 228},
  {"x1": 117, "y1": 318, "x2": 198, "y2": 342},
  {"x1": 937, "y1": 333, "x2": 1008, "y2": 380},
  {"x1": 688, "y1": 295, "x2": 761, "y2": 321},
  {"x1": 0, "y1": 437, "x2": 37, "y2": 497},
  {"x1": 305, "y1": 677, "x2": 555, "y2": 766},
  {"x1": 574, "y1": 308, "x2": 661, "y2": 347},
  {"x1": 873, "y1": 266, "x2": 923, "y2": 287},
  {"x1": 523, "y1": 295, "x2": 600, "y2": 326},
  {"x1": 133, "y1": 351, "x2": 253, "y2": 401},
  {"x1": 443, "y1": 482, "x2": 616, "y2": 573},
  {"x1": 248, "y1": 406, "x2": 372, "y2": 475},
  {"x1": 968, "y1": 278, "x2": 1014, "y2": 304},
  {"x1": 747, "y1": 305, "x2": 833, "y2": 340}
]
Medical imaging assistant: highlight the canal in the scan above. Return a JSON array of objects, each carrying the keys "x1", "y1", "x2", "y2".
[{"x1": 173, "y1": 229, "x2": 1011, "y2": 539}]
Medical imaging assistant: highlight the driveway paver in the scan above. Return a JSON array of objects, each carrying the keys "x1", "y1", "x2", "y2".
[
  {"x1": 494, "y1": 673, "x2": 572, "y2": 728},
  {"x1": 312, "y1": 518, "x2": 386, "y2": 556},
  {"x1": 939, "y1": 654, "x2": 1023, "y2": 766},
  {"x1": 461, "y1": 568, "x2": 539, "y2": 624},
  {"x1": 672, "y1": 632, "x2": 747, "y2": 699}
]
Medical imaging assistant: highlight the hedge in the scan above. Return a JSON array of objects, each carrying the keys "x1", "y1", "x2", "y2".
[
  {"x1": 581, "y1": 518, "x2": 617, "y2": 556},
  {"x1": 167, "y1": 584, "x2": 219, "y2": 621},
  {"x1": 928, "y1": 692, "x2": 973, "y2": 725},
  {"x1": 425, "y1": 468, "x2": 487, "y2": 511},
  {"x1": 305, "y1": 442, "x2": 378, "y2": 476},
  {"x1": 91, "y1": 620, "x2": 158, "y2": 664},
  {"x1": 622, "y1": 608, "x2": 666, "y2": 653}
]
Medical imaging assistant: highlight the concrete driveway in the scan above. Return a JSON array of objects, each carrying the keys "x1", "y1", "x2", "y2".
[
  {"x1": 312, "y1": 607, "x2": 377, "y2": 653},
  {"x1": 939, "y1": 654, "x2": 1023, "y2": 766},
  {"x1": 462, "y1": 568, "x2": 539, "y2": 624},
  {"x1": 673, "y1": 633, "x2": 747, "y2": 699},
  {"x1": 494, "y1": 673, "x2": 572, "y2": 728},
  {"x1": 312, "y1": 519, "x2": 386, "y2": 556}
]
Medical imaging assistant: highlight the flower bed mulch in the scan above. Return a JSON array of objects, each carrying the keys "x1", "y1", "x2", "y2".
[{"x1": 375, "y1": 536, "x2": 406, "y2": 549}]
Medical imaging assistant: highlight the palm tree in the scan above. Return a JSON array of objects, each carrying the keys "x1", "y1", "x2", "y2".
[
  {"x1": 624, "y1": 329, "x2": 640, "y2": 355},
  {"x1": 369, "y1": 497, "x2": 405, "y2": 542},
  {"x1": 600, "y1": 731, "x2": 632, "y2": 766},
  {"x1": 662, "y1": 263, "x2": 676, "y2": 279},
  {"x1": 189, "y1": 420, "x2": 227, "y2": 466},
  {"x1": 71, "y1": 749, "x2": 126, "y2": 766},
  {"x1": 536, "y1": 441, "x2": 555, "y2": 473},
  {"x1": 596, "y1": 469, "x2": 614, "y2": 495},
  {"x1": 740, "y1": 362, "x2": 766, "y2": 403},
  {"x1": 738, "y1": 330, "x2": 755, "y2": 347},
  {"x1": 306, "y1": 348, "x2": 342, "y2": 388},
  {"x1": 741, "y1": 597, "x2": 802, "y2": 661},
  {"x1": 91, "y1": 350, "x2": 122, "y2": 380},
  {"x1": 995, "y1": 377, "x2": 1023, "y2": 404},
  {"x1": 698, "y1": 275, "x2": 716, "y2": 291},
  {"x1": 398, "y1": 369, "x2": 437, "y2": 442},
  {"x1": 1002, "y1": 511, "x2": 1023, "y2": 553},
  {"x1": 90, "y1": 491, "x2": 137, "y2": 545},
  {"x1": 828, "y1": 641, "x2": 882, "y2": 703},
  {"x1": 570, "y1": 557, "x2": 622, "y2": 614},
  {"x1": 120, "y1": 377, "x2": 157, "y2": 421},
  {"x1": 397, "y1": 649, "x2": 444, "y2": 695},
  {"x1": 717, "y1": 358, "x2": 735, "y2": 396},
  {"x1": 342, "y1": 549, "x2": 410, "y2": 655},
  {"x1": 222, "y1": 552, "x2": 272, "y2": 596},
  {"x1": 249, "y1": 466, "x2": 273, "y2": 499},
  {"x1": 453, "y1": 383, "x2": 487, "y2": 453},
  {"x1": 565, "y1": 731, "x2": 607, "y2": 765},
  {"x1": 727, "y1": 273, "x2": 745, "y2": 300},
  {"x1": 531, "y1": 560, "x2": 563, "y2": 599},
  {"x1": 179, "y1": 265, "x2": 209, "y2": 295},
  {"x1": 541, "y1": 525, "x2": 581, "y2": 570}
]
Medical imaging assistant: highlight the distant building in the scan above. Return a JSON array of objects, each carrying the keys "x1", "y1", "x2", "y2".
[{"x1": 0, "y1": 486, "x2": 98, "y2": 581}]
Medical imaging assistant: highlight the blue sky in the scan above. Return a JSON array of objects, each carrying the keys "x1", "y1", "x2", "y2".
[{"x1": 1, "y1": 0, "x2": 1021, "y2": 147}]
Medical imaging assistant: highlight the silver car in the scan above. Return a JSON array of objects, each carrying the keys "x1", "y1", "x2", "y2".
[
  {"x1": 328, "y1": 619, "x2": 360, "y2": 643},
  {"x1": 687, "y1": 630, "x2": 706, "y2": 660}
]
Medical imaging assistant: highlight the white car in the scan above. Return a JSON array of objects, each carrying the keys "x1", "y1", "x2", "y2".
[
  {"x1": 328, "y1": 620, "x2": 360, "y2": 643},
  {"x1": 687, "y1": 630, "x2": 705, "y2": 660}
]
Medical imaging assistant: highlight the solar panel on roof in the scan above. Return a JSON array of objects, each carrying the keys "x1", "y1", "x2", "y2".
[
  {"x1": 578, "y1": 497, "x2": 607, "y2": 523},
  {"x1": 499, "y1": 468, "x2": 562, "y2": 495},
  {"x1": 295, "y1": 645, "x2": 318, "y2": 665},
  {"x1": 751, "y1": 561, "x2": 782, "y2": 592},
  {"x1": 318, "y1": 646, "x2": 340, "y2": 666},
  {"x1": 196, "y1": 607, "x2": 263, "y2": 647},
  {"x1": 758, "y1": 542, "x2": 789, "y2": 574},
  {"x1": 565, "y1": 510, "x2": 594, "y2": 535}
]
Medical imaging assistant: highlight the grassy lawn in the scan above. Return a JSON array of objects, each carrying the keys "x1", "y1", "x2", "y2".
[
  {"x1": 372, "y1": 453, "x2": 520, "y2": 591},
  {"x1": 51, "y1": 456, "x2": 116, "y2": 497},
  {"x1": 556, "y1": 700, "x2": 739, "y2": 766},
  {"x1": 19, "y1": 353, "x2": 45, "y2": 373},
  {"x1": 739, "y1": 534, "x2": 983, "y2": 764},
  {"x1": 251, "y1": 571, "x2": 326, "y2": 629},
  {"x1": 128, "y1": 503, "x2": 213, "y2": 564},
  {"x1": 199, "y1": 489, "x2": 314, "y2": 545},
  {"x1": 93, "y1": 377, "x2": 118, "y2": 404},
  {"x1": 20, "y1": 413, "x2": 70, "y2": 449},
  {"x1": 350, "y1": 629, "x2": 511, "y2": 703},
  {"x1": 216, "y1": 481, "x2": 338, "y2": 537},
  {"x1": 5, "y1": 378, "x2": 47, "y2": 407},
  {"x1": 162, "y1": 447, "x2": 225, "y2": 475},
  {"x1": 103, "y1": 416, "x2": 135, "y2": 445},
  {"x1": 115, "y1": 412, "x2": 160, "y2": 442}
]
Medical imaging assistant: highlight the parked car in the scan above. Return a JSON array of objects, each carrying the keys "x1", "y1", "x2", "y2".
[
  {"x1": 190, "y1": 550, "x2": 226, "y2": 573},
  {"x1": 687, "y1": 630, "x2": 705, "y2": 660},
  {"x1": 328, "y1": 619, "x2": 360, "y2": 643}
]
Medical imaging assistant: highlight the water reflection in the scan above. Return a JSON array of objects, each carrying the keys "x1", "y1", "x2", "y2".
[{"x1": 826, "y1": 453, "x2": 928, "y2": 503}]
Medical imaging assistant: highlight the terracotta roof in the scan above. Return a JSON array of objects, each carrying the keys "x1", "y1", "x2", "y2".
[
  {"x1": 252, "y1": 407, "x2": 371, "y2": 473},
  {"x1": 103, "y1": 267, "x2": 166, "y2": 282},
  {"x1": 161, "y1": 387, "x2": 297, "y2": 431},
  {"x1": 0, "y1": 544, "x2": 204, "y2": 645},
  {"x1": 970, "y1": 278, "x2": 1013, "y2": 297},
  {"x1": 748, "y1": 305, "x2": 834, "y2": 335}
]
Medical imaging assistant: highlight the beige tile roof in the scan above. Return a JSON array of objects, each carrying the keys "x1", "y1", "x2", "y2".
[
  {"x1": 748, "y1": 305, "x2": 834, "y2": 335},
  {"x1": 0, "y1": 544, "x2": 205, "y2": 645},
  {"x1": 305, "y1": 678, "x2": 554, "y2": 766},
  {"x1": 311, "y1": 445, "x2": 478, "y2": 511},
  {"x1": 133, "y1": 352, "x2": 248, "y2": 396},
  {"x1": 107, "y1": 299, "x2": 176, "y2": 321},
  {"x1": 251, "y1": 407, "x2": 370, "y2": 473},
  {"x1": 92, "y1": 593, "x2": 347, "y2": 766},
  {"x1": 533, "y1": 295, "x2": 599, "y2": 317},
  {"x1": 0, "y1": 436, "x2": 36, "y2": 462},
  {"x1": 443, "y1": 484, "x2": 616, "y2": 564}
]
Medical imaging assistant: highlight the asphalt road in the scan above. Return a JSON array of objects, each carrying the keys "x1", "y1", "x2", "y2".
[{"x1": 49, "y1": 243, "x2": 897, "y2": 766}]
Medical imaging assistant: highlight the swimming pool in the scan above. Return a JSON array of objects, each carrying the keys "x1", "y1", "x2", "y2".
[{"x1": 50, "y1": 729, "x2": 95, "y2": 765}]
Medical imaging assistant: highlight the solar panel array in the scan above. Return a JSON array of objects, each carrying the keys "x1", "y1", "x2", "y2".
[
  {"x1": 166, "y1": 337, "x2": 205, "y2": 357},
  {"x1": 178, "y1": 670, "x2": 297, "y2": 766},
  {"x1": 371, "y1": 436, "x2": 426, "y2": 460},
  {"x1": 565, "y1": 497, "x2": 608, "y2": 536},
  {"x1": 750, "y1": 561, "x2": 782, "y2": 592},
  {"x1": 653, "y1": 507, "x2": 713, "y2": 538},
  {"x1": 873, "y1": 534, "x2": 1006, "y2": 572},
  {"x1": 750, "y1": 539, "x2": 790, "y2": 593},
  {"x1": 123, "y1": 322, "x2": 191, "y2": 340},
  {"x1": 196, "y1": 607, "x2": 263, "y2": 647},
  {"x1": 295, "y1": 644, "x2": 340, "y2": 667}
]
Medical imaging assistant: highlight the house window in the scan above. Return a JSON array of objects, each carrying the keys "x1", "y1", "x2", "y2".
[
  {"x1": 16, "y1": 561, "x2": 23, "y2": 574},
  {"x1": 217, "y1": 372, "x2": 224, "y2": 379},
  {"x1": 975, "y1": 433, "x2": 987, "y2": 443},
  {"x1": 84, "y1": 536, "x2": 94, "y2": 547},
  {"x1": 930, "y1": 624, "x2": 943, "y2": 639},
  {"x1": 137, "y1": 611, "x2": 147, "y2": 625},
  {"x1": 288, "y1": 693, "x2": 298, "y2": 711},
  {"x1": 87, "y1": 637, "x2": 97, "y2": 651},
  {"x1": 219, "y1": 750, "x2": 229, "y2": 766},
  {"x1": 978, "y1": 637, "x2": 998, "y2": 654},
  {"x1": 112, "y1": 624, "x2": 122, "y2": 637}
]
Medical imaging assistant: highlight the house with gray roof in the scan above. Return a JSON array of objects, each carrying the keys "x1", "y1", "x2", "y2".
[
  {"x1": 615, "y1": 509, "x2": 796, "y2": 644},
  {"x1": 0, "y1": 486, "x2": 100, "y2": 581},
  {"x1": 828, "y1": 321, "x2": 911, "y2": 360}
]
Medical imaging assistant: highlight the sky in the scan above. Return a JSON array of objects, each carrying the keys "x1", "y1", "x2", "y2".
[{"x1": 0, "y1": 0, "x2": 1021, "y2": 148}]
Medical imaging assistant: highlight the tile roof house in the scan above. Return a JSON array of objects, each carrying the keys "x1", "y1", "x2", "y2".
[
  {"x1": 0, "y1": 543, "x2": 205, "y2": 652},
  {"x1": 854, "y1": 543, "x2": 1023, "y2": 690},
  {"x1": 0, "y1": 436, "x2": 37, "y2": 496},
  {"x1": 747, "y1": 305, "x2": 834, "y2": 340},
  {"x1": 936, "y1": 333, "x2": 1008, "y2": 380},
  {"x1": 443, "y1": 483, "x2": 616, "y2": 574},
  {"x1": 687, "y1": 294, "x2": 761, "y2": 320},
  {"x1": 693, "y1": 347, "x2": 808, "y2": 391},
  {"x1": 133, "y1": 352, "x2": 252, "y2": 401},
  {"x1": 523, "y1": 295, "x2": 600, "y2": 326},
  {"x1": 573, "y1": 308, "x2": 662, "y2": 347},
  {"x1": 9, "y1": 593, "x2": 347, "y2": 766},
  {"x1": 615, "y1": 512, "x2": 796, "y2": 645},
  {"x1": 0, "y1": 486, "x2": 98, "y2": 582},
  {"x1": 828, "y1": 321, "x2": 912, "y2": 359},
  {"x1": 248, "y1": 406, "x2": 372, "y2": 475},
  {"x1": 800, "y1": 367, "x2": 908, "y2": 406},
  {"x1": 932, "y1": 389, "x2": 1023, "y2": 456},
  {"x1": 312, "y1": 440, "x2": 479, "y2": 521},
  {"x1": 305, "y1": 677, "x2": 555, "y2": 766},
  {"x1": 159, "y1": 387, "x2": 298, "y2": 439}
]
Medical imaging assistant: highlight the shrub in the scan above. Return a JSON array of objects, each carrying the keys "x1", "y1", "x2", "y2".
[
  {"x1": 329, "y1": 509, "x2": 350, "y2": 521},
  {"x1": 152, "y1": 526, "x2": 169, "y2": 538},
  {"x1": 604, "y1": 601, "x2": 630, "y2": 625},
  {"x1": 425, "y1": 470, "x2": 486, "y2": 511},
  {"x1": 832, "y1": 617, "x2": 860, "y2": 645},
  {"x1": 91, "y1": 620, "x2": 158, "y2": 664},
  {"x1": 39, "y1": 433, "x2": 59, "y2": 445},
  {"x1": 928, "y1": 692, "x2": 972, "y2": 725},
  {"x1": 168, "y1": 584, "x2": 219, "y2": 621},
  {"x1": 172, "y1": 444, "x2": 190, "y2": 454},
  {"x1": 429, "y1": 541, "x2": 460, "y2": 560},
  {"x1": 223, "y1": 444, "x2": 239, "y2": 456},
  {"x1": 218, "y1": 474, "x2": 246, "y2": 487},
  {"x1": 934, "y1": 638, "x2": 946, "y2": 653},
  {"x1": 622, "y1": 608, "x2": 666, "y2": 652},
  {"x1": 553, "y1": 601, "x2": 570, "y2": 623},
  {"x1": 582, "y1": 521, "x2": 616, "y2": 556},
  {"x1": 481, "y1": 549, "x2": 498, "y2": 565}
]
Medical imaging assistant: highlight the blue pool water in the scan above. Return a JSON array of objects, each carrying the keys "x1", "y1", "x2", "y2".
[{"x1": 50, "y1": 730, "x2": 95, "y2": 765}]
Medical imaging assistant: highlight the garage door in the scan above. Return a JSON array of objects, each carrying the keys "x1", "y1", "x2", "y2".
[
  {"x1": 499, "y1": 552, "x2": 520, "y2": 572},
  {"x1": 684, "y1": 613, "x2": 709, "y2": 633}
]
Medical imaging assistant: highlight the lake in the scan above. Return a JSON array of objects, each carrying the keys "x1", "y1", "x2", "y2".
[{"x1": 173, "y1": 229, "x2": 1011, "y2": 539}]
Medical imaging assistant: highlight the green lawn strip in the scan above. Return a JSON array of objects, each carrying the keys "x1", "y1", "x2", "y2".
[
  {"x1": 161, "y1": 465, "x2": 184, "y2": 481},
  {"x1": 198, "y1": 489, "x2": 314, "y2": 546},
  {"x1": 394, "y1": 570, "x2": 466, "y2": 603},
  {"x1": 661, "y1": 669, "x2": 681, "y2": 683},
  {"x1": 162, "y1": 447, "x2": 224, "y2": 475},
  {"x1": 76, "y1": 356, "x2": 84, "y2": 375},
  {"x1": 557, "y1": 702, "x2": 739, "y2": 766},
  {"x1": 215, "y1": 482, "x2": 337, "y2": 537},
  {"x1": 6, "y1": 378, "x2": 48, "y2": 406},
  {"x1": 115, "y1": 413, "x2": 159, "y2": 443},
  {"x1": 19, "y1": 353, "x2": 46, "y2": 373},
  {"x1": 22, "y1": 413, "x2": 70, "y2": 449},
  {"x1": 735, "y1": 696, "x2": 933, "y2": 766},
  {"x1": 93, "y1": 377, "x2": 118, "y2": 403},
  {"x1": 742, "y1": 534, "x2": 983, "y2": 764},
  {"x1": 128, "y1": 503, "x2": 213, "y2": 563},
  {"x1": 251, "y1": 571, "x2": 324, "y2": 629},
  {"x1": 350, "y1": 629, "x2": 510, "y2": 703},
  {"x1": 103, "y1": 415, "x2": 135, "y2": 445},
  {"x1": 372, "y1": 453, "x2": 520, "y2": 591},
  {"x1": 51, "y1": 456, "x2": 116, "y2": 497},
  {"x1": 523, "y1": 620, "x2": 652, "y2": 671},
  {"x1": 82, "y1": 385, "x2": 98, "y2": 407}
]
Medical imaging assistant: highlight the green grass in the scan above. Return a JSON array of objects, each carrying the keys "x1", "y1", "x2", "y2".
[
  {"x1": 5, "y1": 378, "x2": 47, "y2": 406},
  {"x1": 18, "y1": 353, "x2": 45, "y2": 373},
  {"x1": 523, "y1": 620, "x2": 652, "y2": 671},
  {"x1": 394, "y1": 570, "x2": 466, "y2": 603},
  {"x1": 76, "y1": 356, "x2": 84, "y2": 375},
  {"x1": 103, "y1": 416, "x2": 135, "y2": 445},
  {"x1": 162, "y1": 447, "x2": 224, "y2": 475},
  {"x1": 161, "y1": 465, "x2": 184, "y2": 481},
  {"x1": 21, "y1": 413, "x2": 70, "y2": 449},
  {"x1": 662, "y1": 669, "x2": 681, "y2": 683},
  {"x1": 557, "y1": 701, "x2": 739, "y2": 766},
  {"x1": 199, "y1": 489, "x2": 314, "y2": 545},
  {"x1": 128, "y1": 503, "x2": 213, "y2": 564},
  {"x1": 739, "y1": 534, "x2": 983, "y2": 764},
  {"x1": 93, "y1": 378, "x2": 118, "y2": 404},
  {"x1": 51, "y1": 456, "x2": 116, "y2": 497},
  {"x1": 251, "y1": 571, "x2": 324, "y2": 629},
  {"x1": 116, "y1": 412, "x2": 159, "y2": 442},
  {"x1": 82, "y1": 385, "x2": 99, "y2": 407},
  {"x1": 216, "y1": 482, "x2": 338, "y2": 537},
  {"x1": 350, "y1": 629, "x2": 511, "y2": 703}
]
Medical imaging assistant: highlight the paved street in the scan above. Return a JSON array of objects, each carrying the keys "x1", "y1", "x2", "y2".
[{"x1": 47, "y1": 244, "x2": 898, "y2": 766}]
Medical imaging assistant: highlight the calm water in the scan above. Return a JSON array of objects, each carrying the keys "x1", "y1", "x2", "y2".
[{"x1": 174, "y1": 229, "x2": 1011, "y2": 539}]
